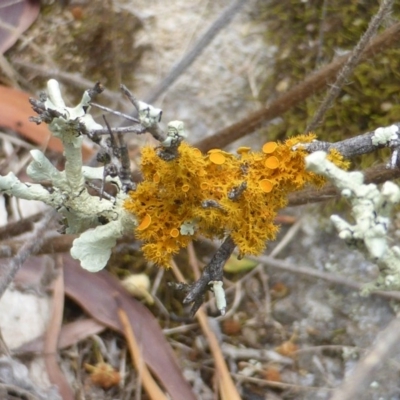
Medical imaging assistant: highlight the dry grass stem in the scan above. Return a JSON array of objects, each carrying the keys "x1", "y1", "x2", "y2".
[{"x1": 116, "y1": 296, "x2": 168, "y2": 400}]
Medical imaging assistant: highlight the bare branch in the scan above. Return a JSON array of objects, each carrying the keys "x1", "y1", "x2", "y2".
[
  {"x1": 182, "y1": 236, "x2": 236, "y2": 316},
  {"x1": 0, "y1": 211, "x2": 57, "y2": 301}
]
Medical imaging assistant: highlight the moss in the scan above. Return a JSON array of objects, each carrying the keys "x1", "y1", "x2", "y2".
[{"x1": 257, "y1": 0, "x2": 400, "y2": 162}]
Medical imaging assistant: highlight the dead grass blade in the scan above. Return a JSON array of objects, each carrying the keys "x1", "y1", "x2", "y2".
[{"x1": 62, "y1": 255, "x2": 196, "y2": 400}]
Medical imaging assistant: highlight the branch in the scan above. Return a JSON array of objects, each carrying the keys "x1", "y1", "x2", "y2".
[
  {"x1": 288, "y1": 162, "x2": 400, "y2": 206},
  {"x1": 182, "y1": 236, "x2": 236, "y2": 316},
  {"x1": 301, "y1": 123, "x2": 400, "y2": 161},
  {"x1": 0, "y1": 211, "x2": 57, "y2": 301}
]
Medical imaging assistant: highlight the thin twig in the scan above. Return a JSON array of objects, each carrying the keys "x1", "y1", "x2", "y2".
[
  {"x1": 252, "y1": 254, "x2": 400, "y2": 302},
  {"x1": 115, "y1": 295, "x2": 168, "y2": 400},
  {"x1": 169, "y1": 260, "x2": 242, "y2": 400},
  {"x1": 306, "y1": 0, "x2": 394, "y2": 132},
  {"x1": 13, "y1": 60, "x2": 120, "y2": 102},
  {"x1": 0, "y1": 210, "x2": 57, "y2": 300},
  {"x1": 90, "y1": 102, "x2": 140, "y2": 124},
  {"x1": 183, "y1": 236, "x2": 236, "y2": 315}
]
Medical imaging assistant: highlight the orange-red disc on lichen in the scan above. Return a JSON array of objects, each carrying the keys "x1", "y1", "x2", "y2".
[
  {"x1": 259, "y1": 179, "x2": 273, "y2": 193},
  {"x1": 265, "y1": 156, "x2": 280, "y2": 169},
  {"x1": 153, "y1": 172, "x2": 160, "y2": 183},
  {"x1": 209, "y1": 152, "x2": 226, "y2": 165},
  {"x1": 137, "y1": 214, "x2": 151, "y2": 230},
  {"x1": 182, "y1": 184, "x2": 190, "y2": 192},
  {"x1": 262, "y1": 142, "x2": 278, "y2": 154},
  {"x1": 237, "y1": 146, "x2": 251, "y2": 154},
  {"x1": 170, "y1": 228, "x2": 179, "y2": 238},
  {"x1": 192, "y1": 148, "x2": 202, "y2": 158}
]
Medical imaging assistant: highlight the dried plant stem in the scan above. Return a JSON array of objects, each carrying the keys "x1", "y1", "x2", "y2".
[
  {"x1": 116, "y1": 296, "x2": 169, "y2": 400},
  {"x1": 253, "y1": 254, "x2": 400, "y2": 302},
  {"x1": 306, "y1": 0, "x2": 394, "y2": 132},
  {"x1": 195, "y1": 21, "x2": 400, "y2": 152},
  {"x1": 0, "y1": 210, "x2": 56, "y2": 300}
]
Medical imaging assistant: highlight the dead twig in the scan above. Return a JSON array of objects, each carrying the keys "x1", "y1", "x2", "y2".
[
  {"x1": 183, "y1": 236, "x2": 236, "y2": 316},
  {"x1": 0, "y1": 210, "x2": 57, "y2": 301},
  {"x1": 252, "y1": 254, "x2": 400, "y2": 302}
]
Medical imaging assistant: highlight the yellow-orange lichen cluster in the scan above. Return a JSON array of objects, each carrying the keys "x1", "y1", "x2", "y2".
[{"x1": 124, "y1": 134, "x2": 347, "y2": 267}]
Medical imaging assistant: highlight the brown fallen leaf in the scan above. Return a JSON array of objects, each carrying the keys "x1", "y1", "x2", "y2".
[
  {"x1": 15, "y1": 318, "x2": 106, "y2": 355},
  {"x1": 62, "y1": 255, "x2": 196, "y2": 400},
  {"x1": 0, "y1": 0, "x2": 40, "y2": 54},
  {"x1": 43, "y1": 258, "x2": 74, "y2": 400},
  {"x1": 0, "y1": 85, "x2": 93, "y2": 160}
]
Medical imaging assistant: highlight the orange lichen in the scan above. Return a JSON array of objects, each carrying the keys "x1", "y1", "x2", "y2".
[
  {"x1": 137, "y1": 214, "x2": 151, "y2": 230},
  {"x1": 259, "y1": 179, "x2": 273, "y2": 193},
  {"x1": 262, "y1": 141, "x2": 278, "y2": 154},
  {"x1": 124, "y1": 135, "x2": 345, "y2": 267},
  {"x1": 85, "y1": 362, "x2": 121, "y2": 389},
  {"x1": 237, "y1": 146, "x2": 251, "y2": 154},
  {"x1": 265, "y1": 156, "x2": 280, "y2": 169},
  {"x1": 153, "y1": 172, "x2": 160, "y2": 183},
  {"x1": 209, "y1": 152, "x2": 226, "y2": 165},
  {"x1": 170, "y1": 228, "x2": 179, "y2": 238}
]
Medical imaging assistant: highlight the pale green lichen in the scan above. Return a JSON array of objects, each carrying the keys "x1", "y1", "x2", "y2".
[
  {"x1": 305, "y1": 151, "x2": 400, "y2": 293},
  {"x1": 162, "y1": 121, "x2": 187, "y2": 147},
  {"x1": 0, "y1": 80, "x2": 136, "y2": 272},
  {"x1": 371, "y1": 125, "x2": 399, "y2": 146}
]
